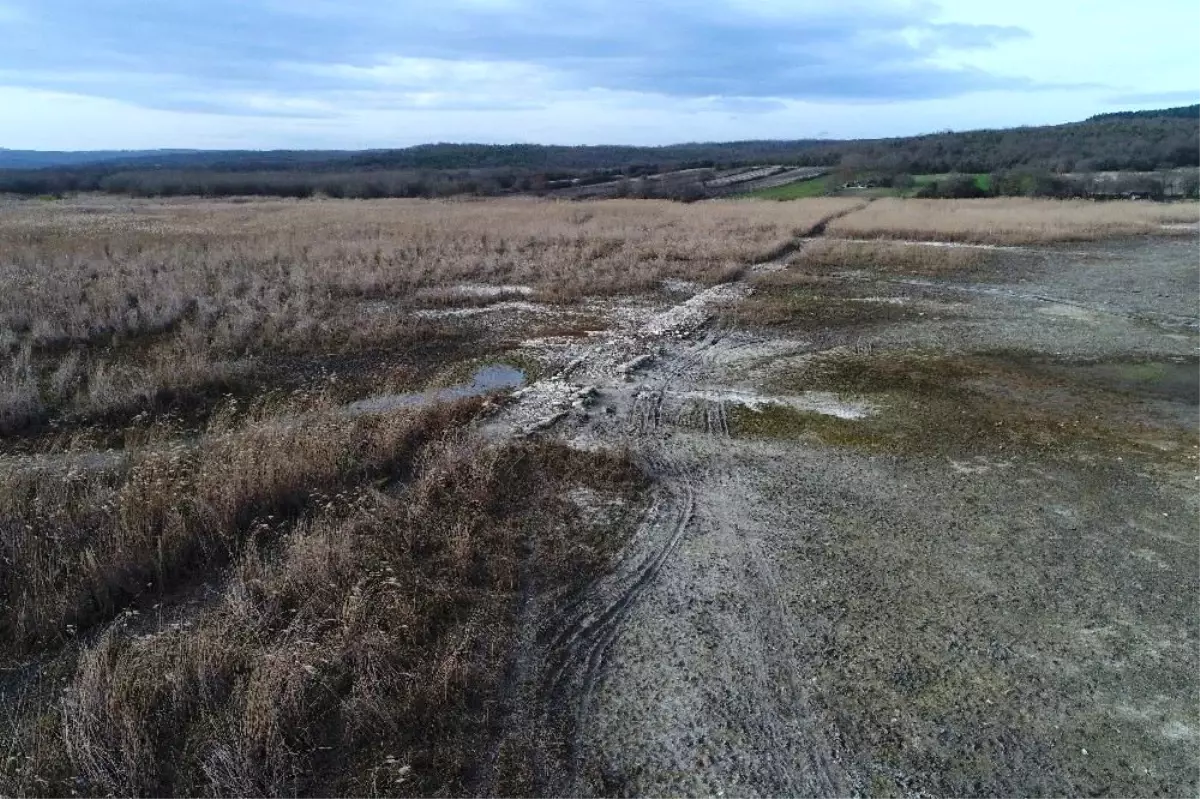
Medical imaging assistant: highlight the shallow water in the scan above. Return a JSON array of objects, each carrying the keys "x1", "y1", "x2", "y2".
[
  {"x1": 674, "y1": 388, "x2": 875, "y2": 419},
  {"x1": 346, "y1": 364, "x2": 526, "y2": 415},
  {"x1": 1059, "y1": 359, "x2": 1199, "y2": 405}
]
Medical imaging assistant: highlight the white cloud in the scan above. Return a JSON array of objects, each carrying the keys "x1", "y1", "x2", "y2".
[
  {"x1": 931, "y1": 0, "x2": 1200, "y2": 93},
  {"x1": 0, "y1": 82, "x2": 1165, "y2": 151},
  {"x1": 0, "y1": 0, "x2": 1194, "y2": 148}
]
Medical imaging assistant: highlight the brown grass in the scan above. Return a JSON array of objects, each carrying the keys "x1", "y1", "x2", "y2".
[
  {"x1": 0, "y1": 404, "x2": 645, "y2": 796},
  {"x1": 0, "y1": 399, "x2": 485, "y2": 657},
  {"x1": 826, "y1": 198, "x2": 1199, "y2": 244},
  {"x1": 788, "y1": 238, "x2": 990, "y2": 275},
  {"x1": 0, "y1": 196, "x2": 859, "y2": 436},
  {"x1": 0, "y1": 196, "x2": 858, "y2": 348}
]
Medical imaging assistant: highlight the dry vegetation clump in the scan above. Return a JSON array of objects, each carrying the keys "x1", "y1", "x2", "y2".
[
  {"x1": 2, "y1": 428, "x2": 645, "y2": 796},
  {"x1": 0, "y1": 196, "x2": 858, "y2": 436},
  {"x1": 727, "y1": 284, "x2": 917, "y2": 333},
  {"x1": 788, "y1": 238, "x2": 990, "y2": 275},
  {"x1": 0, "y1": 399, "x2": 484, "y2": 657},
  {"x1": 825, "y1": 198, "x2": 1200, "y2": 244}
]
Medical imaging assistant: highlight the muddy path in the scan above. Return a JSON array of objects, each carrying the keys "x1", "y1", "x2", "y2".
[
  {"x1": 483, "y1": 232, "x2": 1199, "y2": 796},
  {"x1": 471, "y1": 225, "x2": 858, "y2": 792}
]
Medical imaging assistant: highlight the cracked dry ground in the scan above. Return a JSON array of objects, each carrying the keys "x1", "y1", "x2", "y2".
[{"x1": 488, "y1": 233, "x2": 1199, "y2": 797}]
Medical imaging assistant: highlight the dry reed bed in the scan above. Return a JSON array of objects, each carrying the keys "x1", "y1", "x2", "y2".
[
  {"x1": 788, "y1": 239, "x2": 989, "y2": 275},
  {"x1": 1, "y1": 401, "x2": 645, "y2": 796},
  {"x1": 826, "y1": 198, "x2": 1199, "y2": 244},
  {"x1": 0, "y1": 197, "x2": 860, "y2": 350},
  {"x1": 0, "y1": 197, "x2": 858, "y2": 435},
  {"x1": 0, "y1": 399, "x2": 483, "y2": 657}
]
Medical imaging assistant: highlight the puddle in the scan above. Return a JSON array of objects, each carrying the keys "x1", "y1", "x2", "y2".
[
  {"x1": 1053, "y1": 359, "x2": 1199, "y2": 405},
  {"x1": 675, "y1": 388, "x2": 874, "y2": 420},
  {"x1": 345, "y1": 364, "x2": 526, "y2": 415},
  {"x1": 414, "y1": 301, "x2": 550, "y2": 318},
  {"x1": 416, "y1": 283, "x2": 534, "y2": 299}
]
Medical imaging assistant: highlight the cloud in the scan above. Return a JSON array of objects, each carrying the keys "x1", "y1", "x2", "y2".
[
  {"x1": 0, "y1": 0, "x2": 1042, "y2": 118},
  {"x1": 1103, "y1": 89, "x2": 1199, "y2": 106},
  {"x1": 921, "y1": 23, "x2": 1029, "y2": 50}
]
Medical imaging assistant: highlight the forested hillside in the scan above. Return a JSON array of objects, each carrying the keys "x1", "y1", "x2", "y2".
[
  {"x1": 1, "y1": 105, "x2": 1195, "y2": 198},
  {"x1": 1088, "y1": 104, "x2": 1198, "y2": 121}
]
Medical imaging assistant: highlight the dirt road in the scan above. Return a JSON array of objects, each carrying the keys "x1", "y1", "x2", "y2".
[{"x1": 485, "y1": 233, "x2": 1199, "y2": 796}]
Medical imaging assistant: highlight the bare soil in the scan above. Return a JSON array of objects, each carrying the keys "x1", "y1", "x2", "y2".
[{"x1": 473, "y1": 233, "x2": 1199, "y2": 796}]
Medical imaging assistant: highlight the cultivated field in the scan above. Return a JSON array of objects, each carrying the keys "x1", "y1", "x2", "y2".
[{"x1": 1, "y1": 195, "x2": 1197, "y2": 796}]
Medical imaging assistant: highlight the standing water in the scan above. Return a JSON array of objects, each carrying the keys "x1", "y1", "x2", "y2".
[{"x1": 345, "y1": 364, "x2": 526, "y2": 415}]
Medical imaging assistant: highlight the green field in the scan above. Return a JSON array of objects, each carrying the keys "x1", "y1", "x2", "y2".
[
  {"x1": 912, "y1": 173, "x2": 992, "y2": 192},
  {"x1": 743, "y1": 177, "x2": 829, "y2": 200}
]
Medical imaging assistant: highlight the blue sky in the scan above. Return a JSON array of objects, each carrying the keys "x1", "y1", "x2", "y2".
[{"x1": 0, "y1": 0, "x2": 1196, "y2": 149}]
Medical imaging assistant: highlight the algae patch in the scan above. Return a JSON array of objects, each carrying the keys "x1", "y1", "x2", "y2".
[{"x1": 736, "y1": 350, "x2": 1197, "y2": 462}]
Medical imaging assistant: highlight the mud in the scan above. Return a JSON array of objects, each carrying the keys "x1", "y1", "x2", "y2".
[
  {"x1": 478, "y1": 232, "x2": 1199, "y2": 796},
  {"x1": 346, "y1": 363, "x2": 525, "y2": 413},
  {"x1": 414, "y1": 300, "x2": 550, "y2": 318}
]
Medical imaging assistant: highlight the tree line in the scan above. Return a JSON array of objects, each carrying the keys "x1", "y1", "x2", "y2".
[{"x1": 1, "y1": 106, "x2": 1196, "y2": 199}]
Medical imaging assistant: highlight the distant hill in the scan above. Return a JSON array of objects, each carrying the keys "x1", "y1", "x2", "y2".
[
  {"x1": 796, "y1": 111, "x2": 1199, "y2": 174},
  {"x1": 0, "y1": 149, "x2": 205, "y2": 169},
  {"x1": 0, "y1": 142, "x2": 833, "y2": 172},
  {"x1": 1, "y1": 106, "x2": 1196, "y2": 198},
  {"x1": 0, "y1": 148, "x2": 361, "y2": 170},
  {"x1": 1088, "y1": 104, "x2": 1198, "y2": 121},
  {"x1": 340, "y1": 141, "x2": 833, "y2": 171}
]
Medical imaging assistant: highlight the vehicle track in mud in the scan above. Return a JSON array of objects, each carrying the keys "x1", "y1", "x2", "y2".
[
  {"x1": 888, "y1": 277, "x2": 1200, "y2": 331},
  {"x1": 482, "y1": 214, "x2": 861, "y2": 792},
  {"x1": 485, "y1": 228, "x2": 1199, "y2": 797},
  {"x1": 518, "y1": 315, "x2": 750, "y2": 794}
]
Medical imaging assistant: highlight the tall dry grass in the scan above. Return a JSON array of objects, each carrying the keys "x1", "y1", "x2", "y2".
[
  {"x1": 0, "y1": 399, "x2": 484, "y2": 656},
  {"x1": 0, "y1": 424, "x2": 644, "y2": 796},
  {"x1": 826, "y1": 197, "x2": 1199, "y2": 244},
  {"x1": 0, "y1": 197, "x2": 859, "y2": 350},
  {"x1": 0, "y1": 197, "x2": 859, "y2": 434},
  {"x1": 789, "y1": 239, "x2": 989, "y2": 275}
]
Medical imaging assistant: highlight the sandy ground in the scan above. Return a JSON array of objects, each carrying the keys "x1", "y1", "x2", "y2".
[{"x1": 480, "y1": 233, "x2": 1199, "y2": 796}]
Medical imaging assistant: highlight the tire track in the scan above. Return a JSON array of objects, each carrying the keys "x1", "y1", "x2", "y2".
[
  {"x1": 753, "y1": 199, "x2": 873, "y2": 263},
  {"x1": 534, "y1": 323, "x2": 735, "y2": 792},
  {"x1": 890, "y1": 277, "x2": 1200, "y2": 331},
  {"x1": 503, "y1": 226, "x2": 830, "y2": 792}
]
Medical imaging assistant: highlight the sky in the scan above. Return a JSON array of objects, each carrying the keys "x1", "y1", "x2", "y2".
[{"x1": 0, "y1": 0, "x2": 1196, "y2": 150}]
